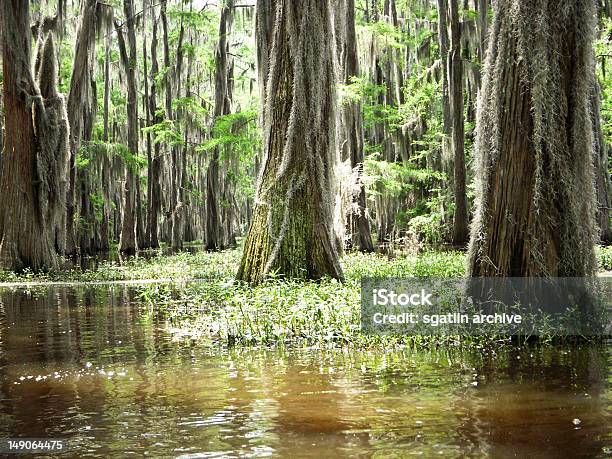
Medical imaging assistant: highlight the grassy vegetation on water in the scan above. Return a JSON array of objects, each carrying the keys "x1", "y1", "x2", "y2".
[
  {"x1": 131, "y1": 248, "x2": 608, "y2": 348},
  {"x1": 2, "y1": 245, "x2": 611, "y2": 284},
  {"x1": 136, "y1": 249, "x2": 469, "y2": 347},
  {"x1": 1, "y1": 247, "x2": 609, "y2": 348},
  {"x1": 0, "y1": 249, "x2": 243, "y2": 283}
]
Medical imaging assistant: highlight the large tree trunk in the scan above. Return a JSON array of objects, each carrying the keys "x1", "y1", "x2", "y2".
[
  {"x1": 116, "y1": 0, "x2": 139, "y2": 254},
  {"x1": 468, "y1": 0, "x2": 598, "y2": 277},
  {"x1": 0, "y1": 1, "x2": 69, "y2": 271},
  {"x1": 206, "y1": 0, "x2": 234, "y2": 251},
  {"x1": 448, "y1": 0, "x2": 469, "y2": 245},
  {"x1": 237, "y1": 0, "x2": 344, "y2": 284}
]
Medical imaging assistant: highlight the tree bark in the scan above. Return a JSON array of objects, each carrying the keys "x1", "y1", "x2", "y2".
[
  {"x1": 237, "y1": 0, "x2": 344, "y2": 284},
  {"x1": 592, "y1": 78, "x2": 612, "y2": 244},
  {"x1": 477, "y1": 0, "x2": 488, "y2": 63},
  {"x1": 448, "y1": 0, "x2": 469, "y2": 245},
  {"x1": 115, "y1": 0, "x2": 139, "y2": 255},
  {"x1": 170, "y1": 5, "x2": 186, "y2": 250},
  {"x1": 336, "y1": 0, "x2": 374, "y2": 252},
  {"x1": 65, "y1": 0, "x2": 100, "y2": 256},
  {"x1": 102, "y1": 34, "x2": 111, "y2": 143},
  {"x1": 146, "y1": 2, "x2": 162, "y2": 249},
  {"x1": 0, "y1": 1, "x2": 68, "y2": 271},
  {"x1": 206, "y1": 0, "x2": 234, "y2": 251},
  {"x1": 145, "y1": 1, "x2": 163, "y2": 249},
  {"x1": 142, "y1": 0, "x2": 152, "y2": 249},
  {"x1": 256, "y1": 0, "x2": 274, "y2": 119},
  {"x1": 468, "y1": 0, "x2": 598, "y2": 277}
]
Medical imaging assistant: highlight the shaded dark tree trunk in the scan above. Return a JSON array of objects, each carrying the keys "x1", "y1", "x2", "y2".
[
  {"x1": 160, "y1": 0, "x2": 174, "y2": 246},
  {"x1": 448, "y1": 0, "x2": 468, "y2": 245},
  {"x1": 65, "y1": 0, "x2": 101, "y2": 256},
  {"x1": 468, "y1": 0, "x2": 598, "y2": 276},
  {"x1": 115, "y1": 0, "x2": 139, "y2": 254},
  {"x1": 142, "y1": 0, "x2": 152, "y2": 249},
  {"x1": 237, "y1": 0, "x2": 344, "y2": 284},
  {"x1": 170, "y1": 5, "x2": 186, "y2": 250},
  {"x1": 0, "y1": 1, "x2": 68, "y2": 271},
  {"x1": 206, "y1": 0, "x2": 234, "y2": 251},
  {"x1": 0, "y1": 90, "x2": 3, "y2": 176},
  {"x1": 147, "y1": 3, "x2": 162, "y2": 249},
  {"x1": 477, "y1": 0, "x2": 489, "y2": 63},
  {"x1": 102, "y1": 32, "x2": 111, "y2": 143},
  {"x1": 255, "y1": 0, "x2": 274, "y2": 119}
]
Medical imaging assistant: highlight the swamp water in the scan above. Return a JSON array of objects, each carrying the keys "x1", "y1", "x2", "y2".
[{"x1": 0, "y1": 285, "x2": 610, "y2": 457}]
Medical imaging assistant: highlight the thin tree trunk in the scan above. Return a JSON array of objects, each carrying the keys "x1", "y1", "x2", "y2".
[
  {"x1": 206, "y1": 0, "x2": 234, "y2": 251},
  {"x1": 592, "y1": 79, "x2": 612, "y2": 244},
  {"x1": 477, "y1": 0, "x2": 488, "y2": 62},
  {"x1": 448, "y1": 0, "x2": 469, "y2": 245},
  {"x1": 115, "y1": 0, "x2": 139, "y2": 255},
  {"x1": 160, "y1": 0, "x2": 176, "y2": 247},
  {"x1": 147, "y1": 5, "x2": 162, "y2": 249},
  {"x1": 170, "y1": 6, "x2": 186, "y2": 250},
  {"x1": 65, "y1": 0, "x2": 100, "y2": 256},
  {"x1": 255, "y1": 0, "x2": 274, "y2": 121},
  {"x1": 103, "y1": 33, "x2": 111, "y2": 142},
  {"x1": 337, "y1": 0, "x2": 374, "y2": 252},
  {"x1": 437, "y1": 0, "x2": 451, "y2": 159},
  {"x1": 142, "y1": 0, "x2": 153, "y2": 249}
]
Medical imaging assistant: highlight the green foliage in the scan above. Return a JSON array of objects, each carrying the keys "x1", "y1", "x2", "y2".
[
  {"x1": 344, "y1": 77, "x2": 401, "y2": 129},
  {"x1": 57, "y1": 40, "x2": 73, "y2": 94},
  {"x1": 405, "y1": 193, "x2": 450, "y2": 244},
  {"x1": 363, "y1": 21, "x2": 405, "y2": 50},
  {"x1": 198, "y1": 109, "x2": 260, "y2": 199},
  {"x1": 399, "y1": 70, "x2": 441, "y2": 126},
  {"x1": 90, "y1": 193, "x2": 105, "y2": 223},
  {"x1": 132, "y1": 248, "x2": 465, "y2": 346},
  {"x1": 142, "y1": 119, "x2": 184, "y2": 146},
  {"x1": 198, "y1": 110, "x2": 258, "y2": 153},
  {"x1": 363, "y1": 154, "x2": 445, "y2": 197},
  {"x1": 1, "y1": 247, "x2": 609, "y2": 347},
  {"x1": 596, "y1": 245, "x2": 612, "y2": 271},
  {"x1": 595, "y1": 18, "x2": 612, "y2": 148},
  {"x1": 79, "y1": 141, "x2": 147, "y2": 173}
]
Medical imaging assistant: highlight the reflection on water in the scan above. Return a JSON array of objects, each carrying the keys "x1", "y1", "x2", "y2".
[{"x1": 0, "y1": 285, "x2": 610, "y2": 457}]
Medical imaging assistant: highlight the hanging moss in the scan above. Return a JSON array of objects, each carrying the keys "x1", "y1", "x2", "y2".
[
  {"x1": 0, "y1": 2, "x2": 68, "y2": 271},
  {"x1": 237, "y1": 0, "x2": 344, "y2": 284},
  {"x1": 467, "y1": 0, "x2": 598, "y2": 276},
  {"x1": 33, "y1": 34, "x2": 70, "y2": 253}
]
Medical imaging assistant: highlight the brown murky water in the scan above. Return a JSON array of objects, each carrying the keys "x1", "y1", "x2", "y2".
[{"x1": 0, "y1": 285, "x2": 610, "y2": 457}]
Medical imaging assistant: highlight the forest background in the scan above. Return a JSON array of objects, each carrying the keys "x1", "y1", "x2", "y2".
[{"x1": 0, "y1": 0, "x2": 610, "y2": 278}]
